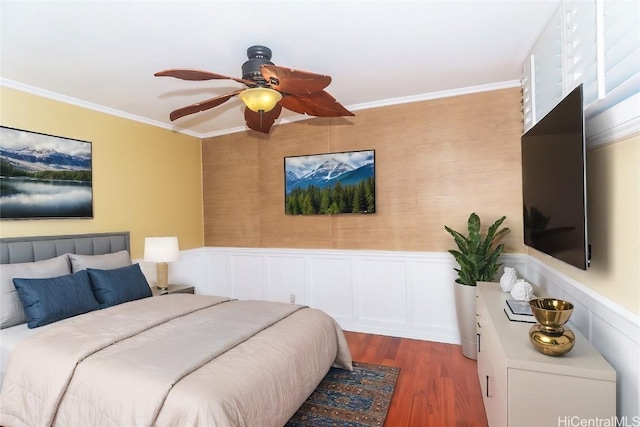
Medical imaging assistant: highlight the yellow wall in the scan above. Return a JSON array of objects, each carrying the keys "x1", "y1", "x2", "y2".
[
  {"x1": 0, "y1": 86, "x2": 204, "y2": 258},
  {"x1": 528, "y1": 134, "x2": 640, "y2": 314},
  {"x1": 202, "y1": 88, "x2": 526, "y2": 253}
]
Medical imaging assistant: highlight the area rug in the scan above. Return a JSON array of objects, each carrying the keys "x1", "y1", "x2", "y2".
[{"x1": 286, "y1": 361, "x2": 400, "y2": 427}]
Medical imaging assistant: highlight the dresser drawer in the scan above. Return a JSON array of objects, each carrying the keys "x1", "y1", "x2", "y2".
[
  {"x1": 478, "y1": 339, "x2": 507, "y2": 427},
  {"x1": 477, "y1": 294, "x2": 507, "y2": 400}
]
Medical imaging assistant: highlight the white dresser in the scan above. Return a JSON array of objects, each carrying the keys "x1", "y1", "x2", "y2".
[{"x1": 476, "y1": 281, "x2": 616, "y2": 427}]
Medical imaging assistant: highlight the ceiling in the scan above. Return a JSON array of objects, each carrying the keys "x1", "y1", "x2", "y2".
[{"x1": 0, "y1": 0, "x2": 561, "y2": 138}]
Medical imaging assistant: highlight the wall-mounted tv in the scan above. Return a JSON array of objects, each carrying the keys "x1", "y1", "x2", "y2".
[
  {"x1": 521, "y1": 84, "x2": 589, "y2": 270},
  {"x1": 284, "y1": 150, "x2": 375, "y2": 215}
]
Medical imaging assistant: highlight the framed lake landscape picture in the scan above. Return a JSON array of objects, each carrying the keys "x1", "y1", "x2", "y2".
[
  {"x1": 285, "y1": 150, "x2": 375, "y2": 215},
  {"x1": 0, "y1": 126, "x2": 93, "y2": 220}
]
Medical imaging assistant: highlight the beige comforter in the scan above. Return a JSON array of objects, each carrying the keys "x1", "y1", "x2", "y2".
[{"x1": 0, "y1": 295, "x2": 353, "y2": 427}]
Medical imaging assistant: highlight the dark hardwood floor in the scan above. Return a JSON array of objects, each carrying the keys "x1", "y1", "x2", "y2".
[{"x1": 343, "y1": 331, "x2": 489, "y2": 427}]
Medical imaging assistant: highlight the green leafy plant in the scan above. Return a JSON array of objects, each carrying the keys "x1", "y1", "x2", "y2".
[{"x1": 444, "y1": 213, "x2": 510, "y2": 286}]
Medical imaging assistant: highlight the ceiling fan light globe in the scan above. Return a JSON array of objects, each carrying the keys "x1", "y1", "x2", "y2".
[{"x1": 239, "y1": 87, "x2": 282, "y2": 113}]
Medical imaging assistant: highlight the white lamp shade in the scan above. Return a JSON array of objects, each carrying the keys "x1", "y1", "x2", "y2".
[{"x1": 144, "y1": 237, "x2": 179, "y2": 263}]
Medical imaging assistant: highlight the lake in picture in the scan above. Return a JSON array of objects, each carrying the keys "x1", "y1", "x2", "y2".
[{"x1": 0, "y1": 177, "x2": 92, "y2": 219}]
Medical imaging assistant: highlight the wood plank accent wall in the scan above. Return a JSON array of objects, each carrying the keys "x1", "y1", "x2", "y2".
[{"x1": 203, "y1": 88, "x2": 526, "y2": 253}]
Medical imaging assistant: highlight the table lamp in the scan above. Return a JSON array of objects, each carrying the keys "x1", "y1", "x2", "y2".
[{"x1": 144, "y1": 236, "x2": 179, "y2": 290}]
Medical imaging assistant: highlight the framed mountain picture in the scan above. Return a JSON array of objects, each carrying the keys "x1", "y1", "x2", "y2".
[
  {"x1": 284, "y1": 150, "x2": 375, "y2": 215},
  {"x1": 0, "y1": 126, "x2": 93, "y2": 220}
]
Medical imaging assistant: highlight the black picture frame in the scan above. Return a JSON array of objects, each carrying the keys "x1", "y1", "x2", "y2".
[
  {"x1": 0, "y1": 126, "x2": 93, "y2": 220},
  {"x1": 284, "y1": 149, "x2": 376, "y2": 215}
]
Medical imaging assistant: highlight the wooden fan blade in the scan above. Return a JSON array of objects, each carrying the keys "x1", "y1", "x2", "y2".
[
  {"x1": 169, "y1": 90, "x2": 243, "y2": 121},
  {"x1": 155, "y1": 69, "x2": 254, "y2": 86},
  {"x1": 261, "y1": 65, "x2": 331, "y2": 96},
  {"x1": 244, "y1": 104, "x2": 283, "y2": 134},
  {"x1": 279, "y1": 91, "x2": 354, "y2": 117}
]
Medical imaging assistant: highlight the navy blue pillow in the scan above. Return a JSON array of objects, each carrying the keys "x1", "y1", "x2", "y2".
[
  {"x1": 87, "y1": 263, "x2": 152, "y2": 308},
  {"x1": 13, "y1": 270, "x2": 100, "y2": 329}
]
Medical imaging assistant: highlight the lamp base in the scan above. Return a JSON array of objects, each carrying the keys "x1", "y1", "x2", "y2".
[{"x1": 156, "y1": 262, "x2": 169, "y2": 291}]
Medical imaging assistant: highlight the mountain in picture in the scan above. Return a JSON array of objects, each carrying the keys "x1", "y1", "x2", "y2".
[
  {"x1": 286, "y1": 158, "x2": 374, "y2": 193},
  {"x1": 0, "y1": 147, "x2": 90, "y2": 172}
]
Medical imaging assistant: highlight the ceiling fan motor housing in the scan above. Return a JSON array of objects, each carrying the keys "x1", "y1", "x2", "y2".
[{"x1": 242, "y1": 45, "x2": 274, "y2": 85}]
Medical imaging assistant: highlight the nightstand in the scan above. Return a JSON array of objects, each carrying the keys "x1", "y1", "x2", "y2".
[{"x1": 151, "y1": 284, "x2": 195, "y2": 296}]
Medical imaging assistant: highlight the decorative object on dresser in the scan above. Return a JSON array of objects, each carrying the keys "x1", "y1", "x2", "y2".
[
  {"x1": 476, "y1": 282, "x2": 615, "y2": 427},
  {"x1": 499, "y1": 266, "x2": 517, "y2": 293},
  {"x1": 509, "y1": 279, "x2": 535, "y2": 302},
  {"x1": 143, "y1": 236, "x2": 179, "y2": 291},
  {"x1": 503, "y1": 298, "x2": 536, "y2": 324},
  {"x1": 444, "y1": 212, "x2": 510, "y2": 359},
  {"x1": 528, "y1": 298, "x2": 576, "y2": 356},
  {"x1": 0, "y1": 126, "x2": 93, "y2": 220}
]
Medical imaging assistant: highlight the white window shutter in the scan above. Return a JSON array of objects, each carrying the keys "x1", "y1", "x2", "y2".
[
  {"x1": 564, "y1": 0, "x2": 600, "y2": 105},
  {"x1": 523, "y1": 0, "x2": 639, "y2": 143},
  {"x1": 589, "y1": 0, "x2": 640, "y2": 119},
  {"x1": 533, "y1": 5, "x2": 564, "y2": 121},
  {"x1": 522, "y1": 55, "x2": 536, "y2": 132}
]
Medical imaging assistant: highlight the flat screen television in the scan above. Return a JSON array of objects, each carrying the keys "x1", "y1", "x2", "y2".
[{"x1": 521, "y1": 84, "x2": 590, "y2": 270}]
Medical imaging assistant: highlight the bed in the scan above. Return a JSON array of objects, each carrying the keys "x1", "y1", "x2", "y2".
[{"x1": 0, "y1": 232, "x2": 353, "y2": 427}]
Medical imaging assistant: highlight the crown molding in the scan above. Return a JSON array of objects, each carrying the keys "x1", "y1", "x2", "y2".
[
  {"x1": 2, "y1": 77, "x2": 521, "y2": 140},
  {"x1": 0, "y1": 78, "x2": 202, "y2": 138},
  {"x1": 198, "y1": 80, "x2": 523, "y2": 139}
]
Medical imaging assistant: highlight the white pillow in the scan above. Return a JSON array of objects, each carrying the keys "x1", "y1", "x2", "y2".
[
  {"x1": 0, "y1": 254, "x2": 71, "y2": 329},
  {"x1": 68, "y1": 250, "x2": 132, "y2": 273}
]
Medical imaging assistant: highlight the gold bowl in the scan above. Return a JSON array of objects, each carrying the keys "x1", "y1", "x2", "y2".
[
  {"x1": 529, "y1": 298, "x2": 574, "y2": 329},
  {"x1": 528, "y1": 298, "x2": 575, "y2": 356}
]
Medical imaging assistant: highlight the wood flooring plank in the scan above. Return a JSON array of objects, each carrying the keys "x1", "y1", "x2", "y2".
[{"x1": 343, "y1": 331, "x2": 488, "y2": 427}]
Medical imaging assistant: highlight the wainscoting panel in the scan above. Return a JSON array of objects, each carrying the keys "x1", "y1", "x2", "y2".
[
  {"x1": 413, "y1": 258, "x2": 459, "y2": 336},
  {"x1": 309, "y1": 257, "x2": 354, "y2": 319},
  {"x1": 169, "y1": 247, "x2": 638, "y2": 420},
  {"x1": 358, "y1": 258, "x2": 407, "y2": 324},
  {"x1": 230, "y1": 254, "x2": 265, "y2": 300},
  {"x1": 266, "y1": 254, "x2": 306, "y2": 304},
  {"x1": 205, "y1": 252, "x2": 232, "y2": 297}
]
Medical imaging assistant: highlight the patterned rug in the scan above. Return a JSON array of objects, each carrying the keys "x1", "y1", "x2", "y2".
[{"x1": 286, "y1": 361, "x2": 400, "y2": 427}]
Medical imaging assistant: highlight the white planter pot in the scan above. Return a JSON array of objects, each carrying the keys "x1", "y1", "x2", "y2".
[{"x1": 454, "y1": 282, "x2": 478, "y2": 360}]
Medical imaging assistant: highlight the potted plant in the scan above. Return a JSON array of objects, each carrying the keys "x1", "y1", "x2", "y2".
[{"x1": 444, "y1": 212, "x2": 510, "y2": 359}]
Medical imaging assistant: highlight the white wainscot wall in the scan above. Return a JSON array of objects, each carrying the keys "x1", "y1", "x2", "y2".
[
  {"x1": 167, "y1": 246, "x2": 639, "y2": 420},
  {"x1": 168, "y1": 247, "x2": 526, "y2": 344}
]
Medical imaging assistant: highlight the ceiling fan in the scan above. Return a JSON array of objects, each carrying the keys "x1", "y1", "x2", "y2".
[{"x1": 155, "y1": 45, "x2": 354, "y2": 134}]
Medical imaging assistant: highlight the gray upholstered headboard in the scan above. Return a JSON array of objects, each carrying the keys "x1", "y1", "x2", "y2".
[{"x1": 0, "y1": 232, "x2": 130, "y2": 264}]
